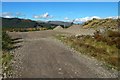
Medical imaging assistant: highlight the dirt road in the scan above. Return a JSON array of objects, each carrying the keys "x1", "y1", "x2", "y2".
[{"x1": 9, "y1": 30, "x2": 117, "y2": 78}]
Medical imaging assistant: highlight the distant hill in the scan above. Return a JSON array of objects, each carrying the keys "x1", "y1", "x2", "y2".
[
  {"x1": 48, "y1": 21, "x2": 73, "y2": 27},
  {"x1": 2, "y1": 17, "x2": 72, "y2": 29},
  {"x1": 2, "y1": 17, "x2": 38, "y2": 28},
  {"x1": 82, "y1": 18, "x2": 118, "y2": 29}
]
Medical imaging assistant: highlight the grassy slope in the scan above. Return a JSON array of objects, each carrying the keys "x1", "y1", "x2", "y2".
[
  {"x1": 55, "y1": 30, "x2": 120, "y2": 70},
  {"x1": 82, "y1": 19, "x2": 118, "y2": 29},
  {"x1": 55, "y1": 18, "x2": 120, "y2": 70}
]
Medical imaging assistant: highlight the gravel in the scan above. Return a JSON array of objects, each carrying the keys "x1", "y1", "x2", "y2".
[{"x1": 8, "y1": 30, "x2": 118, "y2": 78}]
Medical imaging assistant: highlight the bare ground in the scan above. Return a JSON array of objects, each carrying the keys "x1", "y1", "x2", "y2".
[{"x1": 8, "y1": 30, "x2": 118, "y2": 78}]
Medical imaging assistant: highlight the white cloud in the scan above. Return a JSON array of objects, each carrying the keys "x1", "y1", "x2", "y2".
[
  {"x1": 15, "y1": 12, "x2": 25, "y2": 17},
  {"x1": 74, "y1": 16, "x2": 101, "y2": 22},
  {"x1": 34, "y1": 15, "x2": 40, "y2": 19},
  {"x1": 43, "y1": 12, "x2": 49, "y2": 18},
  {"x1": 33, "y1": 12, "x2": 53, "y2": 19},
  {"x1": 1, "y1": 12, "x2": 26, "y2": 18},
  {"x1": 64, "y1": 17, "x2": 72, "y2": 22},
  {"x1": 106, "y1": 16, "x2": 119, "y2": 19},
  {"x1": 64, "y1": 17, "x2": 69, "y2": 20},
  {"x1": 3, "y1": 15, "x2": 12, "y2": 18},
  {"x1": 2, "y1": 12, "x2": 13, "y2": 18},
  {"x1": 73, "y1": 16, "x2": 119, "y2": 23}
]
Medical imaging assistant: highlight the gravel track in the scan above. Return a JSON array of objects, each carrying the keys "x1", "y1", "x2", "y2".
[{"x1": 8, "y1": 30, "x2": 118, "y2": 78}]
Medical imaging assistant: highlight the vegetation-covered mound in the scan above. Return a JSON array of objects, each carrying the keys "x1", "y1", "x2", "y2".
[
  {"x1": 56, "y1": 30, "x2": 120, "y2": 70},
  {"x1": 82, "y1": 18, "x2": 118, "y2": 29}
]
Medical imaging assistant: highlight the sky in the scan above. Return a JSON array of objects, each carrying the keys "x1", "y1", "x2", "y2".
[
  {"x1": 2, "y1": 2, "x2": 118, "y2": 22},
  {"x1": 1, "y1": 0, "x2": 120, "y2": 2}
]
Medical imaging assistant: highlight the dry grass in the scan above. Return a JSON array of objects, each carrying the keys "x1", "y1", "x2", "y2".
[
  {"x1": 55, "y1": 30, "x2": 120, "y2": 70},
  {"x1": 82, "y1": 19, "x2": 118, "y2": 29}
]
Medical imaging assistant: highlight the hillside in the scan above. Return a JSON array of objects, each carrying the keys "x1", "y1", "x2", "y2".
[
  {"x1": 2, "y1": 17, "x2": 72, "y2": 29},
  {"x1": 48, "y1": 21, "x2": 73, "y2": 27},
  {"x1": 82, "y1": 18, "x2": 118, "y2": 29},
  {"x1": 2, "y1": 17, "x2": 37, "y2": 28}
]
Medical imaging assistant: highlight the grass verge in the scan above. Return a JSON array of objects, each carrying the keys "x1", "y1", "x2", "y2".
[
  {"x1": 2, "y1": 31, "x2": 14, "y2": 78},
  {"x1": 55, "y1": 30, "x2": 120, "y2": 70}
]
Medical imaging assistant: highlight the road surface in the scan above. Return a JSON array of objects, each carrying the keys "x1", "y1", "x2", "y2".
[{"x1": 9, "y1": 30, "x2": 117, "y2": 78}]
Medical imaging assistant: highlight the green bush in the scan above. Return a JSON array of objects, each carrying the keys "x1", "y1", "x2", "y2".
[
  {"x1": 2, "y1": 31, "x2": 14, "y2": 78},
  {"x1": 2, "y1": 32, "x2": 12, "y2": 51}
]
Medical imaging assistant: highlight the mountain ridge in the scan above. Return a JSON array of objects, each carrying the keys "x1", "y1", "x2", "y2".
[{"x1": 2, "y1": 17, "x2": 73, "y2": 29}]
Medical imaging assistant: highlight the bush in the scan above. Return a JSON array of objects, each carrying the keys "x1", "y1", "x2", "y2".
[
  {"x1": 2, "y1": 31, "x2": 14, "y2": 78},
  {"x1": 2, "y1": 32, "x2": 12, "y2": 51},
  {"x1": 93, "y1": 30, "x2": 120, "y2": 49},
  {"x1": 107, "y1": 30, "x2": 120, "y2": 37}
]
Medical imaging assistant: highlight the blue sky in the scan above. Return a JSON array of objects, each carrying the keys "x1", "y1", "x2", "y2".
[
  {"x1": 2, "y1": 0, "x2": 120, "y2": 2},
  {"x1": 2, "y1": 2, "x2": 118, "y2": 22}
]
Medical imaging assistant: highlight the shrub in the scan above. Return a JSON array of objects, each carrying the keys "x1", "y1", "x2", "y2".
[
  {"x1": 2, "y1": 32, "x2": 12, "y2": 51},
  {"x1": 107, "y1": 30, "x2": 120, "y2": 37}
]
